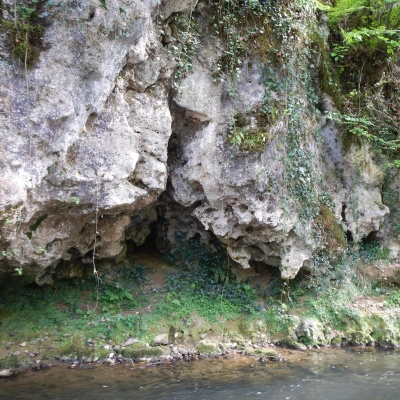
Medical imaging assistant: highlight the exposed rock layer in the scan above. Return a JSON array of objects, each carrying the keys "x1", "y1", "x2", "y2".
[{"x1": 0, "y1": 0, "x2": 395, "y2": 282}]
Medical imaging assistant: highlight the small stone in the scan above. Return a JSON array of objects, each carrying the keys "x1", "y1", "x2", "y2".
[
  {"x1": 0, "y1": 369, "x2": 16, "y2": 378},
  {"x1": 11, "y1": 351, "x2": 20, "y2": 356},
  {"x1": 124, "y1": 338, "x2": 139, "y2": 346},
  {"x1": 8, "y1": 332, "x2": 15, "y2": 337},
  {"x1": 29, "y1": 353, "x2": 35, "y2": 357},
  {"x1": 92, "y1": 357, "x2": 99, "y2": 362},
  {"x1": 19, "y1": 342, "x2": 26, "y2": 347},
  {"x1": 87, "y1": 338, "x2": 94, "y2": 344},
  {"x1": 153, "y1": 334, "x2": 168, "y2": 346},
  {"x1": 98, "y1": 333, "x2": 106, "y2": 340},
  {"x1": 5, "y1": 342, "x2": 12, "y2": 350}
]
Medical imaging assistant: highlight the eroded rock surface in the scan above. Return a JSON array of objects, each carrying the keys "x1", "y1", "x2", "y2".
[
  {"x1": 0, "y1": 0, "x2": 185, "y2": 282},
  {"x1": 0, "y1": 0, "x2": 396, "y2": 282}
]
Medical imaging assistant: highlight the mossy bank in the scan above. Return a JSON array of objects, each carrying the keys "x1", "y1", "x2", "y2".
[{"x1": 1, "y1": 239, "x2": 400, "y2": 373}]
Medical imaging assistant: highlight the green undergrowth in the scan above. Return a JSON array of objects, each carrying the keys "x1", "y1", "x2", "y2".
[
  {"x1": 1, "y1": 237, "x2": 400, "y2": 362},
  {"x1": 324, "y1": 0, "x2": 400, "y2": 168}
]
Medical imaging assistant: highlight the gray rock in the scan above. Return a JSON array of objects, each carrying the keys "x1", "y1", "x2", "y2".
[
  {"x1": 0, "y1": 0, "x2": 394, "y2": 284},
  {"x1": 153, "y1": 334, "x2": 169, "y2": 346},
  {"x1": 124, "y1": 338, "x2": 139, "y2": 346}
]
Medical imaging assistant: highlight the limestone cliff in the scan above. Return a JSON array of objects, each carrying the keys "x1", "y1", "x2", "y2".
[{"x1": 0, "y1": 0, "x2": 396, "y2": 283}]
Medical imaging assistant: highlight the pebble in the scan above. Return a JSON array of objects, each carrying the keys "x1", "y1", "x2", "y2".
[
  {"x1": 124, "y1": 338, "x2": 139, "y2": 346},
  {"x1": 0, "y1": 369, "x2": 16, "y2": 378},
  {"x1": 5, "y1": 342, "x2": 12, "y2": 350},
  {"x1": 11, "y1": 351, "x2": 21, "y2": 356},
  {"x1": 19, "y1": 342, "x2": 26, "y2": 347}
]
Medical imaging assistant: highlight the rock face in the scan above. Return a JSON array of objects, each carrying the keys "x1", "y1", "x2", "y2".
[
  {"x1": 0, "y1": 0, "x2": 396, "y2": 282},
  {"x1": 0, "y1": 0, "x2": 182, "y2": 282}
]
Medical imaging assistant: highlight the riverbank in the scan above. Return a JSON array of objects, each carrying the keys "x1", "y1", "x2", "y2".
[{"x1": 1, "y1": 243, "x2": 400, "y2": 377}]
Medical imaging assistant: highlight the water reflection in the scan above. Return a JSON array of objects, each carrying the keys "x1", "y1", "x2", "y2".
[{"x1": 1, "y1": 348, "x2": 400, "y2": 400}]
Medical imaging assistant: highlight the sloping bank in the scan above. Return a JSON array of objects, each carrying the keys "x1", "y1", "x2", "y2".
[{"x1": 1, "y1": 241, "x2": 400, "y2": 376}]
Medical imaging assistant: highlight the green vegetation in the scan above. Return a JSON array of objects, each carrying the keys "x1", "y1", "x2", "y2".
[
  {"x1": 1, "y1": 228, "x2": 399, "y2": 367},
  {"x1": 228, "y1": 110, "x2": 270, "y2": 151},
  {"x1": 324, "y1": 0, "x2": 400, "y2": 167},
  {"x1": 165, "y1": 12, "x2": 201, "y2": 86},
  {"x1": 0, "y1": 0, "x2": 48, "y2": 65}
]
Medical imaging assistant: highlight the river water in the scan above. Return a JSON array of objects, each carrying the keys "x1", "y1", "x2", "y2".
[{"x1": 1, "y1": 348, "x2": 400, "y2": 399}]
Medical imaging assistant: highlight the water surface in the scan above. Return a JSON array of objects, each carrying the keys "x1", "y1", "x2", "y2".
[{"x1": 1, "y1": 348, "x2": 399, "y2": 399}]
